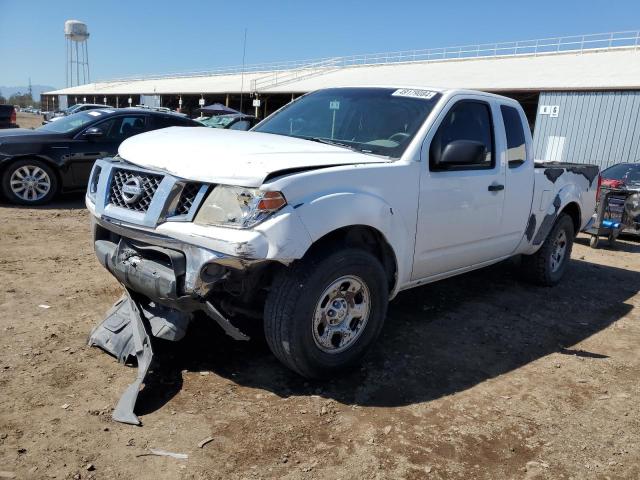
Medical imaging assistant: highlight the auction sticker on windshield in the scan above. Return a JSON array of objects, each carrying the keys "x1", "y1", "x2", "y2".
[{"x1": 392, "y1": 89, "x2": 437, "y2": 100}]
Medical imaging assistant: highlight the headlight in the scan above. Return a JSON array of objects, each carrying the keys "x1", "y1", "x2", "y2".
[{"x1": 194, "y1": 186, "x2": 287, "y2": 229}]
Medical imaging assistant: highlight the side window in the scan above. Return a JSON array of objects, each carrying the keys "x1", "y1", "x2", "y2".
[
  {"x1": 152, "y1": 115, "x2": 195, "y2": 129},
  {"x1": 89, "y1": 118, "x2": 117, "y2": 138},
  {"x1": 102, "y1": 116, "x2": 146, "y2": 141},
  {"x1": 500, "y1": 105, "x2": 526, "y2": 167},
  {"x1": 429, "y1": 100, "x2": 494, "y2": 171}
]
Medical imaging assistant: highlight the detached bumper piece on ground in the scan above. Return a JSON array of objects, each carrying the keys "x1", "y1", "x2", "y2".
[{"x1": 88, "y1": 289, "x2": 190, "y2": 425}]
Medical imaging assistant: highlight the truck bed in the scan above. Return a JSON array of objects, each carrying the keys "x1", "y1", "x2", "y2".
[{"x1": 523, "y1": 162, "x2": 599, "y2": 252}]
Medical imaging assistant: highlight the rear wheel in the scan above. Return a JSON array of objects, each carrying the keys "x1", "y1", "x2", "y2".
[
  {"x1": 264, "y1": 248, "x2": 388, "y2": 379},
  {"x1": 2, "y1": 159, "x2": 58, "y2": 205},
  {"x1": 522, "y1": 213, "x2": 574, "y2": 286}
]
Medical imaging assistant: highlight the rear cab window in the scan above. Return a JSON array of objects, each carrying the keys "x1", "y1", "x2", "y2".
[{"x1": 500, "y1": 105, "x2": 527, "y2": 168}]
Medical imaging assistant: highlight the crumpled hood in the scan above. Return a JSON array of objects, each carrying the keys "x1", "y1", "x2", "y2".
[{"x1": 118, "y1": 127, "x2": 390, "y2": 187}]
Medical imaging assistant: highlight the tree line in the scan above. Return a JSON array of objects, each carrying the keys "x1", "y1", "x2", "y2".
[{"x1": 0, "y1": 91, "x2": 41, "y2": 108}]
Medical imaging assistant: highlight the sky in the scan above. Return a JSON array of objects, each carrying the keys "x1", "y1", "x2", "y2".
[{"x1": 1, "y1": 0, "x2": 640, "y2": 89}]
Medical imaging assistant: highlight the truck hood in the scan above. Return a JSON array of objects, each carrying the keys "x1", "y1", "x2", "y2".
[{"x1": 118, "y1": 127, "x2": 390, "y2": 187}]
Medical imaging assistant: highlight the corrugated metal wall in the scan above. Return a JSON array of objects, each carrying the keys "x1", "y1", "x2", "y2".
[{"x1": 533, "y1": 91, "x2": 640, "y2": 170}]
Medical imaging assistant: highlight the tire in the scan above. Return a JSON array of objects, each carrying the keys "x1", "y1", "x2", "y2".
[
  {"x1": 522, "y1": 213, "x2": 575, "y2": 286},
  {"x1": 608, "y1": 232, "x2": 617, "y2": 248},
  {"x1": 1, "y1": 159, "x2": 58, "y2": 205},
  {"x1": 589, "y1": 235, "x2": 599, "y2": 249},
  {"x1": 264, "y1": 248, "x2": 388, "y2": 379}
]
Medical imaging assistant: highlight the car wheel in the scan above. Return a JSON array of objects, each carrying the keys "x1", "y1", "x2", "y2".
[
  {"x1": 522, "y1": 213, "x2": 575, "y2": 286},
  {"x1": 589, "y1": 235, "x2": 599, "y2": 249},
  {"x1": 264, "y1": 248, "x2": 388, "y2": 379},
  {"x1": 1, "y1": 159, "x2": 58, "y2": 205}
]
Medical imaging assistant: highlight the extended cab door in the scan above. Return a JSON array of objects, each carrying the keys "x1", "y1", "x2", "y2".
[
  {"x1": 412, "y1": 96, "x2": 507, "y2": 280},
  {"x1": 496, "y1": 103, "x2": 535, "y2": 253}
]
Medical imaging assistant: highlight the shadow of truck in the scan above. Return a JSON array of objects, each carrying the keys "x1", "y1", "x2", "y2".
[{"x1": 135, "y1": 256, "x2": 638, "y2": 414}]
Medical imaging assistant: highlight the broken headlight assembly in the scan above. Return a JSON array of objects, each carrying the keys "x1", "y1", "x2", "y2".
[{"x1": 194, "y1": 185, "x2": 286, "y2": 229}]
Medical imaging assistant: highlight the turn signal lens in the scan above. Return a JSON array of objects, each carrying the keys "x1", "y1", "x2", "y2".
[{"x1": 257, "y1": 191, "x2": 287, "y2": 211}]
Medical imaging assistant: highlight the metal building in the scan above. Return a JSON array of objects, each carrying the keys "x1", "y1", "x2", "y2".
[{"x1": 533, "y1": 91, "x2": 640, "y2": 170}]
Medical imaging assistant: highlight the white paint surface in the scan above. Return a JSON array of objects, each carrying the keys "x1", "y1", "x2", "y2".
[{"x1": 118, "y1": 127, "x2": 390, "y2": 187}]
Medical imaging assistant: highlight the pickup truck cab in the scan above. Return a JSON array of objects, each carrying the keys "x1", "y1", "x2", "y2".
[{"x1": 86, "y1": 86, "x2": 599, "y2": 380}]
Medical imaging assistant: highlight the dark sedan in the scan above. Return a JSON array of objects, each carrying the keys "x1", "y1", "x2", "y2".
[{"x1": 0, "y1": 108, "x2": 200, "y2": 205}]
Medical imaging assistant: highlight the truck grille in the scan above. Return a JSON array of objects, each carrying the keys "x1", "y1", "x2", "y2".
[
  {"x1": 175, "y1": 183, "x2": 204, "y2": 216},
  {"x1": 109, "y1": 169, "x2": 163, "y2": 212}
]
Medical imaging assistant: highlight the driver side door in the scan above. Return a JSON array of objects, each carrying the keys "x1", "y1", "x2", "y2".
[
  {"x1": 68, "y1": 115, "x2": 146, "y2": 187},
  {"x1": 412, "y1": 96, "x2": 507, "y2": 280}
]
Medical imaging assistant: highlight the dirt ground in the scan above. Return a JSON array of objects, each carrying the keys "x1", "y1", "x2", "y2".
[
  {"x1": 0, "y1": 196, "x2": 638, "y2": 480},
  {"x1": 15, "y1": 112, "x2": 44, "y2": 130}
]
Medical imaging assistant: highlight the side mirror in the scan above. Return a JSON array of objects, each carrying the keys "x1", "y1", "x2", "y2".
[
  {"x1": 438, "y1": 140, "x2": 486, "y2": 167},
  {"x1": 83, "y1": 127, "x2": 104, "y2": 139}
]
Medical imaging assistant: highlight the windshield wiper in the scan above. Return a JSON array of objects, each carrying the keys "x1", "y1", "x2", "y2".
[
  {"x1": 297, "y1": 135, "x2": 389, "y2": 158},
  {"x1": 307, "y1": 136, "x2": 360, "y2": 152}
]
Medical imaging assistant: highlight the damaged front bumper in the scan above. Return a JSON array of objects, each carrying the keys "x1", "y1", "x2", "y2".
[
  {"x1": 89, "y1": 216, "x2": 254, "y2": 424},
  {"x1": 85, "y1": 158, "x2": 312, "y2": 424}
]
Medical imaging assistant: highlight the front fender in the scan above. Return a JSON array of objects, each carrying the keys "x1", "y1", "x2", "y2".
[{"x1": 294, "y1": 191, "x2": 413, "y2": 294}]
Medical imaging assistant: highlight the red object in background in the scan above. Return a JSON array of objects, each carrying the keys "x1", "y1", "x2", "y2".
[
  {"x1": 10, "y1": 107, "x2": 16, "y2": 124},
  {"x1": 601, "y1": 178, "x2": 625, "y2": 189}
]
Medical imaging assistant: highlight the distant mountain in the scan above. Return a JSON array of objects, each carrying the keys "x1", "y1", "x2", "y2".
[{"x1": 0, "y1": 85, "x2": 57, "y2": 98}]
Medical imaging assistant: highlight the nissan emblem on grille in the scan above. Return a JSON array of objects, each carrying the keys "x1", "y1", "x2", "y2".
[
  {"x1": 109, "y1": 169, "x2": 163, "y2": 212},
  {"x1": 121, "y1": 177, "x2": 143, "y2": 204}
]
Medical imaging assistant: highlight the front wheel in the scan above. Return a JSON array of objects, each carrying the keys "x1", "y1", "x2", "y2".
[
  {"x1": 522, "y1": 213, "x2": 575, "y2": 286},
  {"x1": 2, "y1": 159, "x2": 58, "y2": 205},
  {"x1": 264, "y1": 249, "x2": 388, "y2": 379}
]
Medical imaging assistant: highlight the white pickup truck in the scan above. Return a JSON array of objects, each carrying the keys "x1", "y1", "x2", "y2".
[{"x1": 86, "y1": 87, "x2": 599, "y2": 423}]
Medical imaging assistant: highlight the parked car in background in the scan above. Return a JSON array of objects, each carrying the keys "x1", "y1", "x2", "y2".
[
  {"x1": 197, "y1": 113, "x2": 257, "y2": 131},
  {"x1": 599, "y1": 162, "x2": 640, "y2": 237},
  {"x1": 43, "y1": 103, "x2": 107, "y2": 124},
  {"x1": 601, "y1": 162, "x2": 640, "y2": 191},
  {"x1": 0, "y1": 105, "x2": 18, "y2": 129},
  {"x1": 0, "y1": 108, "x2": 201, "y2": 205}
]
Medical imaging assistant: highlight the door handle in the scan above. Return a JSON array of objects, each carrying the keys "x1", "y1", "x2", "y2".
[{"x1": 488, "y1": 184, "x2": 504, "y2": 192}]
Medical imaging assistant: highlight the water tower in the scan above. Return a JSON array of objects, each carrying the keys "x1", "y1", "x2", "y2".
[{"x1": 64, "y1": 20, "x2": 90, "y2": 87}]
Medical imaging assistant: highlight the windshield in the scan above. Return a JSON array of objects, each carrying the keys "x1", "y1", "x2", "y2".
[
  {"x1": 253, "y1": 87, "x2": 441, "y2": 158},
  {"x1": 603, "y1": 163, "x2": 640, "y2": 183},
  {"x1": 201, "y1": 116, "x2": 236, "y2": 128},
  {"x1": 38, "y1": 111, "x2": 102, "y2": 133}
]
